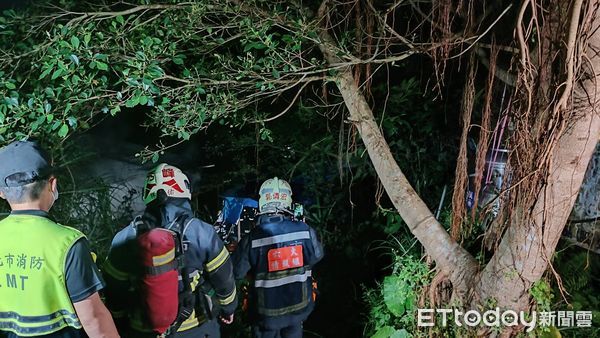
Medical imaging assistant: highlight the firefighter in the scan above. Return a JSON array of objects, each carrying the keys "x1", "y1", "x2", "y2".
[
  {"x1": 233, "y1": 177, "x2": 324, "y2": 338},
  {"x1": 0, "y1": 141, "x2": 119, "y2": 338},
  {"x1": 102, "y1": 163, "x2": 237, "y2": 337}
]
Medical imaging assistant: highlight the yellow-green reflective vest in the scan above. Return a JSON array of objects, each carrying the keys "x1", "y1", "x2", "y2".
[{"x1": 0, "y1": 214, "x2": 84, "y2": 336}]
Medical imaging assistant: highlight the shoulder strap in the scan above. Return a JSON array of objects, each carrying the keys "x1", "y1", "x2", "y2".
[
  {"x1": 166, "y1": 214, "x2": 191, "y2": 236},
  {"x1": 167, "y1": 215, "x2": 200, "y2": 336},
  {"x1": 169, "y1": 215, "x2": 192, "y2": 290}
]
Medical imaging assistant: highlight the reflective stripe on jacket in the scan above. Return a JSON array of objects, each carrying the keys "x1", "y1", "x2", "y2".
[
  {"x1": 103, "y1": 215, "x2": 237, "y2": 333},
  {"x1": 0, "y1": 214, "x2": 84, "y2": 336},
  {"x1": 247, "y1": 215, "x2": 323, "y2": 318}
]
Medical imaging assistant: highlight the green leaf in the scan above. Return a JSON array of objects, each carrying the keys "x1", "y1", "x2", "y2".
[
  {"x1": 371, "y1": 327, "x2": 395, "y2": 338},
  {"x1": 44, "y1": 87, "x2": 55, "y2": 97},
  {"x1": 31, "y1": 116, "x2": 45, "y2": 131},
  {"x1": 151, "y1": 152, "x2": 159, "y2": 163},
  {"x1": 67, "y1": 116, "x2": 77, "y2": 127},
  {"x1": 57, "y1": 62, "x2": 68, "y2": 73},
  {"x1": 116, "y1": 15, "x2": 124, "y2": 24},
  {"x1": 172, "y1": 57, "x2": 184, "y2": 65},
  {"x1": 51, "y1": 69, "x2": 63, "y2": 80},
  {"x1": 57, "y1": 123, "x2": 69, "y2": 138},
  {"x1": 83, "y1": 33, "x2": 91, "y2": 45},
  {"x1": 125, "y1": 96, "x2": 139, "y2": 108},
  {"x1": 96, "y1": 62, "x2": 108, "y2": 71},
  {"x1": 5, "y1": 97, "x2": 18, "y2": 106},
  {"x1": 5, "y1": 82, "x2": 16, "y2": 90},
  {"x1": 46, "y1": 114, "x2": 54, "y2": 122},
  {"x1": 199, "y1": 109, "x2": 206, "y2": 123},
  {"x1": 70, "y1": 54, "x2": 80, "y2": 66},
  {"x1": 371, "y1": 327, "x2": 410, "y2": 338},
  {"x1": 148, "y1": 65, "x2": 164, "y2": 78},
  {"x1": 259, "y1": 127, "x2": 272, "y2": 141},
  {"x1": 51, "y1": 120, "x2": 61, "y2": 131},
  {"x1": 39, "y1": 67, "x2": 53, "y2": 80},
  {"x1": 243, "y1": 42, "x2": 266, "y2": 52},
  {"x1": 383, "y1": 276, "x2": 407, "y2": 317},
  {"x1": 70, "y1": 36, "x2": 80, "y2": 49},
  {"x1": 391, "y1": 329, "x2": 410, "y2": 338},
  {"x1": 110, "y1": 106, "x2": 121, "y2": 116},
  {"x1": 139, "y1": 95, "x2": 148, "y2": 105}
]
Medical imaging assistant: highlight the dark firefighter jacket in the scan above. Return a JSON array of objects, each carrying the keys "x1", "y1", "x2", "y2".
[
  {"x1": 102, "y1": 199, "x2": 237, "y2": 334},
  {"x1": 233, "y1": 214, "x2": 324, "y2": 329}
]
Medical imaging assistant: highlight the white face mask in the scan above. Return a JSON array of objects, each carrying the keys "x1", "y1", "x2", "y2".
[{"x1": 52, "y1": 186, "x2": 59, "y2": 203}]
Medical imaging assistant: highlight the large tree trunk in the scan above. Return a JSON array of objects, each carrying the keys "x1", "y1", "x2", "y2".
[
  {"x1": 334, "y1": 66, "x2": 480, "y2": 296},
  {"x1": 318, "y1": 0, "x2": 599, "y2": 332},
  {"x1": 474, "y1": 14, "x2": 600, "y2": 311},
  {"x1": 317, "y1": 11, "x2": 479, "y2": 297}
]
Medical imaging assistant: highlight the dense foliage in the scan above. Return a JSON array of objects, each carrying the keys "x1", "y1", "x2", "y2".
[
  {"x1": 0, "y1": 1, "x2": 598, "y2": 337},
  {"x1": 0, "y1": 0, "x2": 329, "y2": 158}
]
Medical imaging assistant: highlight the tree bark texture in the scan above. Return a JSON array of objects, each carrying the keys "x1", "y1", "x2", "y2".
[
  {"x1": 317, "y1": 28, "x2": 479, "y2": 297},
  {"x1": 475, "y1": 6, "x2": 600, "y2": 311},
  {"x1": 318, "y1": 0, "x2": 600, "y2": 325}
]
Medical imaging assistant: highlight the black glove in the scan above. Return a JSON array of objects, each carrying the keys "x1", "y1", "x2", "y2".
[{"x1": 218, "y1": 308, "x2": 235, "y2": 325}]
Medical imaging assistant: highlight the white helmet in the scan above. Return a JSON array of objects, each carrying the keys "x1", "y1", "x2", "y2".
[
  {"x1": 259, "y1": 177, "x2": 293, "y2": 213},
  {"x1": 143, "y1": 163, "x2": 191, "y2": 205}
]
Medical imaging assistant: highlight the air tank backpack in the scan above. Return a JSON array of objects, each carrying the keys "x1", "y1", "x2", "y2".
[{"x1": 135, "y1": 215, "x2": 197, "y2": 337}]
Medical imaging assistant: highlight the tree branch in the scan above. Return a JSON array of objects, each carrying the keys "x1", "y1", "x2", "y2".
[
  {"x1": 317, "y1": 0, "x2": 479, "y2": 298},
  {"x1": 65, "y1": 3, "x2": 195, "y2": 26},
  {"x1": 251, "y1": 79, "x2": 312, "y2": 123},
  {"x1": 555, "y1": 0, "x2": 585, "y2": 112}
]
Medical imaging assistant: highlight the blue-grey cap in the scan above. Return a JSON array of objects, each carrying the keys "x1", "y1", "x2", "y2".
[{"x1": 0, "y1": 141, "x2": 53, "y2": 187}]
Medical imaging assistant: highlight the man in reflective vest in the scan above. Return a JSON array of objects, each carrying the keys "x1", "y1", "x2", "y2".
[
  {"x1": 102, "y1": 163, "x2": 238, "y2": 337},
  {"x1": 233, "y1": 177, "x2": 324, "y2": 338},
  {"x1": 0, "y1": 141, "x2": 119, "y2": 338}
]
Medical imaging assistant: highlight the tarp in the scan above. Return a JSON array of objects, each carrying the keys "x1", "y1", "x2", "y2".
[{"x1": 220, "y1": 197, "x2": 258, "y2": 225}]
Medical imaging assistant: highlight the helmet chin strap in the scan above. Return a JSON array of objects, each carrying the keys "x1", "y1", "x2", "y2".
[{"x1": 257, "y1": 207, "x2": 293, "y2": 216}]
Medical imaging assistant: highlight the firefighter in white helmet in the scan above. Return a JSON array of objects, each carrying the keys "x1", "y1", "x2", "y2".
[
  {"x1": 102, "y1": 163, "x2": 237, "y2": 337},
  {"x1": 233, "y1": 177, "x2": 324, "y2": 338}
]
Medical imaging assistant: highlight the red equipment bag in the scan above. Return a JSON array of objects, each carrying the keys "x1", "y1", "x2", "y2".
[{"x1": 137, "y1": 227, "x2": 181, "y2": 334}]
